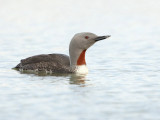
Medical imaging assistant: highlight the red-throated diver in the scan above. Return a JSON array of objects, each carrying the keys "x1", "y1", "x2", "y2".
[{"x1": 14, "y1": 32, "x2": 110, "y2": 74}]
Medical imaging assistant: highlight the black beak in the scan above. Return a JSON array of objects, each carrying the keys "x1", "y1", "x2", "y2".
[{"x1": 94, "y1": 35, "x2": 111, "y2": 42}]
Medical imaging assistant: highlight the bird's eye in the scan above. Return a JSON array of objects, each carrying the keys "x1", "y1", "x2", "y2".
[{"x1": 85, "y1": 36, "x2": 89, "y2": 39}]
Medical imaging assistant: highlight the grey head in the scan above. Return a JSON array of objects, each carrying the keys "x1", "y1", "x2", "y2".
[{"x1": 69, "y1": 32, "x2": 110, "y2": 67}]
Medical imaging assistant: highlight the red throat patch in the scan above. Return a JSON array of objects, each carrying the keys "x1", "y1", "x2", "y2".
[{"x1": 77, "y1": 50, "x2": 86, "y2": 65}]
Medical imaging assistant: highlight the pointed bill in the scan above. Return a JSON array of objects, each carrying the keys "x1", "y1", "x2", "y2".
[{"x1": 94, "y1": 35, "x2": 111, "y2": 41}]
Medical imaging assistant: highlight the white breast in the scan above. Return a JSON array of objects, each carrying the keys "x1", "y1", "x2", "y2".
[{"x1": 75, "y1": 65, "x2": 88, "y2": 74}]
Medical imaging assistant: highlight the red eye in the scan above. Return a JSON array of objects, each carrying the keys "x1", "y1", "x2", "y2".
[{"x1": 85, "y1": 36, "x2": 89, "y2": 39}]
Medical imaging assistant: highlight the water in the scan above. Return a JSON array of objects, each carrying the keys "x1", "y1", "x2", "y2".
[{"x1": 0, "y1": 0, "x2": 160, "y2": 120}]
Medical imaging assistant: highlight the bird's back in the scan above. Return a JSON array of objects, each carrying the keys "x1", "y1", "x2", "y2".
[{"x1": 15, "y1": 54, "x2": 72, "y2": 73}]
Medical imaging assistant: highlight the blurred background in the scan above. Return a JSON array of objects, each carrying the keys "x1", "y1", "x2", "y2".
[
  {"x1": 0, "y1": 0, "x2": 159, "y2": 58},
  {"x1": 0, "y1": 0, "x2": 160, "y2": 120},
  {"x1": 0, "y1": 0, "x2": 160, "y2": 62}
]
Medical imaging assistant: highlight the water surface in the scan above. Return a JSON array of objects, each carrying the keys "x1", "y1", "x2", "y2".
[{"x1": 0, "y1": 0, "x2": 160, "y2": 120}]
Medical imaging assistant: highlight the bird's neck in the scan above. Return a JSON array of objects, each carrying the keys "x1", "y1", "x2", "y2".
[
  {"x1": 69, "y1": 49, "x2": 88, "y2": 74},
  {"x1": 77, "y1": 49, "x2": 86, "y2": 65}
]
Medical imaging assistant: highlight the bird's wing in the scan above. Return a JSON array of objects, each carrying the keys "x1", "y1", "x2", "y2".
[
  {"x1": 21, "y1": 54, "x2": 70, "y2": 66},
  {"x1": 15, "y1": 54, "x2": 70, "y2": 70}
]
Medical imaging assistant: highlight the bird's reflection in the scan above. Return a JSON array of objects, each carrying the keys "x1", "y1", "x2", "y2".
[
  {"x1": 69, "y1": 74, "x2": 87, "y2": 85},
  {"x1": 14, "y1": 69, "x2": 87, "y2": 86}
]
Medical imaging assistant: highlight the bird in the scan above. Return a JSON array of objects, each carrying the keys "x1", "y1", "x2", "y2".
[{"x1": 14, "y1": 32, "x2": 110, "y2": 74}]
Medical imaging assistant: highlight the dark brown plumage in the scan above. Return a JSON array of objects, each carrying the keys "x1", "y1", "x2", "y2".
[{"x1": 15, "y1": 54, "x2": 73, "y2": 73}]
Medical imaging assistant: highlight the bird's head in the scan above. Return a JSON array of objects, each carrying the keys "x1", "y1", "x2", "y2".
[
  {"x1": 70, "y1": 32, "x2": 111, "y2": 50},
  {"x1": 69, "y1": 32, "x2": 111, "y2": 73}
]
